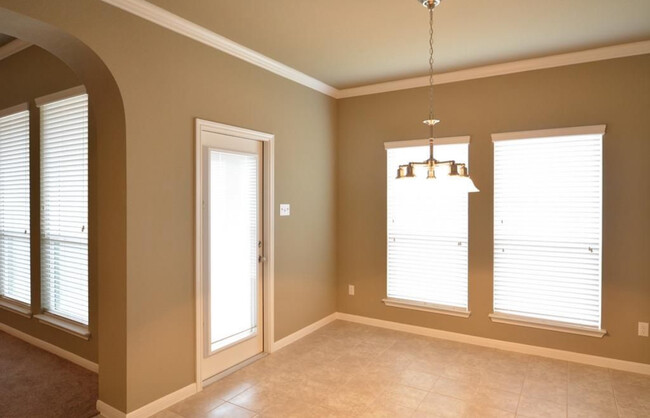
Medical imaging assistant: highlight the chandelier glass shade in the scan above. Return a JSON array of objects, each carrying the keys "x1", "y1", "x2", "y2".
[{"x1": 395, "y1": 0, "x2": 479, "y2": 193}]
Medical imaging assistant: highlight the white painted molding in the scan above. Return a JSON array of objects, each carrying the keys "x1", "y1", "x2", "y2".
[
  {"x1": 0, "y1": 103, "x2": 29, "y2": 119},
  {"x1": 34, "y1": 85, "x2": 87, "y2": 107},
  {"x1": 489, "y1": 313, "x2": 606, "y2": 338},
  {"x1": 0, "y1": 39, "x2": 32, "y2": 61},
  {"x1": 492, "y1": 124, "x2": 606, "y2": 142},
  {"x1": 96, "y1": 383, "x2": 196, "y2": 418},
  {"x1": 100, "y1": 0, "x2": 338, "y2": 98},
  {"x1": 0, "y1": 322, "x2": 98, "y2": 373},
  {"x1": 337, "y1": 313, "x2": 650, "y2": 375},
  {"x1": 384, "y1": 135, "x2": 470, "y2": 149},
  {"x1": 271, "y1": 312, "x2": 338, "y2": 352},
  {"x1": 338, "y1": 40, "x2": 650, "y2": 98},
  {"x1": 96, "y1": 401, "x2": 125, "y2": 418},
  {"x1": 383, "y1": 298, "x2": 471, "y2": 318}
]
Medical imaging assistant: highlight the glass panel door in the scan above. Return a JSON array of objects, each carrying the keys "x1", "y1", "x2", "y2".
[{"x1": 201, "y1": 131, "x2": 263, "y2": 381}]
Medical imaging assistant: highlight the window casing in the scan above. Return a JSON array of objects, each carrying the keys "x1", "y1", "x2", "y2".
[
  {"x1": 0, "y1": 105, "x2": 31, "y2": 308},
  {"x1": 492, "y1": 126, "x2": 604, "y2": 335},
  {"x1": 385, "y1": 139, "x2": 470, "y2": 315},
  {"x1": 39, "y1": 93, "x2": 89, "y2": 326}
]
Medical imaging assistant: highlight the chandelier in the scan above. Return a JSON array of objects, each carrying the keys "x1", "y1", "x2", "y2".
[{"x1": 395, "y1": 0, "x2": 479, "y2": 193}]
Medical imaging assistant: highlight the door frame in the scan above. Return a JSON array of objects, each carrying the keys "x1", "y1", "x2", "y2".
[{"x1": 194, "y1": 118, "x2": 275, "y2": 389}]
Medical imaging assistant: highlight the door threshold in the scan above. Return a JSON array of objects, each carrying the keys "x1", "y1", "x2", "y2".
[{"x1": 202, "y1": 352, "x2": 268, "y2": 388}]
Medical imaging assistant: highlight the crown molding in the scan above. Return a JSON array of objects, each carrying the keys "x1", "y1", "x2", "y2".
[
  {"x1": 99, "y1": 0, "x2": 649, "y2": 100},
  {"x1": 0, "y1": 39, "x2": 33, "y2": 61},
  {"x1": 101, "y1": 0, "x2": 339, "y2": 98},
  {"x1": 338, "y1": 40, "x2": 650, "y2": 98}
]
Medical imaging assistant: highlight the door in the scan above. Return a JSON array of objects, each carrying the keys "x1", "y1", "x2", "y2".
[{"x1": 201, "y1": 131, "x2": 264, "y2": 381}]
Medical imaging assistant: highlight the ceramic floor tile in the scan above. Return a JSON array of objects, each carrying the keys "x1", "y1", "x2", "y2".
[
  {"x1": 416, "y1": 392, "x2": 470, "y2": 417},
  {"x1": 150, "y1": 410, "x2": 184, "y2": 418},
  {"x1": 433, "y1": 377, "x2": 477, "y2": 401},
  {"x1": 472, "y1": 386, "x2": 520, "y2": 413},
  {"x1": 203, "y1": 402, "x2": 256, "y2": 418},
  {"x1": 168, "y1": 391, "x2": 225, "y2": 417},
  {"x1": 516, "y1": 395, "x2": 567, "y2": 418},
  {"x1": 398, "y1": 368, "x2": 439, "y2": 390},
  {"x1": 162, "y1": 321, "x2": 650, "y2": 418},
  {"x1": 522, "y1": 377, "x2": 568, "y2": 404}
]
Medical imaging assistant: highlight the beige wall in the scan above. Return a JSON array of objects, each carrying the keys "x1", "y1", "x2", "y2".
[
  {"x1": 337, "y1": 55, "x2": 650, "y2": 365},
  {"x1": 0, "y1": 45, "x2": 99, "y2": 362},
  {"x1": 0, "y1": 0, "x2": 338, "y2": 412}
]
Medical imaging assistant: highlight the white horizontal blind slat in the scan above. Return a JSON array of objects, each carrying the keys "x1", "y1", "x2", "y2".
[
  {"x1": 40, "y1": 94, "x2": 89, "y2": 325},
  {"x1": 0, "y1": 109, "x2": 31, "y2": 305},
  {"x1": 387, "y1": 144, "x2": 469, "y2": 310},
  {"x1": 494, "y1": 134, "x2": 603, "y2": 329}
]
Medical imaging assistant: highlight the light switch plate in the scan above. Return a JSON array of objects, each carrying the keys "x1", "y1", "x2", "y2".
[
  {"x1": 348, "y1": 285, "x2": 355, "y2": 296},
  {"x1": 639, "y1": 322, "x2": 649, "y2": 337},
  {"x1": 280, "y1": 204, "x2": 290, "y2": 217}
]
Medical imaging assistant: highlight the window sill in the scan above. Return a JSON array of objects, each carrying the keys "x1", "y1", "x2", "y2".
[
  {"x1": 35, "y1": 313, "x2": 90, "y2": 340},
  {"x1": 383, "y1": 298, "x2": 471, "y2": 318},
  {"x1": 489, "y1": 313, "x2": 607, "y2": 338},
  {"x1": 0, "y1": 298, "x2": 32, "y2": 318}
]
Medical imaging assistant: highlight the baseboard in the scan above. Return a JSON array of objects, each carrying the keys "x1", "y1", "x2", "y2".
[
  {"x1": 0, "y1": 322, "x2": 98, "y2": 373},
  {"x1": 270, "y1": 312, "x2": 338, "y2": 352},
  {"x1": 96, "y1": 400, "x2": 125, "y2": 418},
  {"x1": 336, "y1": 312, "x2": 650, "y2": 375},
  {"x1": 96, "y1": 383, "x2": 197, "y2": 418}
]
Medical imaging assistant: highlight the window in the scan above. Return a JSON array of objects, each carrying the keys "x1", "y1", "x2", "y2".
[
  {"x1": 0, "y1": 105, "x2": 31, "y2": 310},
  {"x1": 491, "y1": 125, "x2": 605, "y2": 336},
  {"x1": 384, "y1": 137, "x2": 471, "y2": 317},
  {"x1": 39, "y1": 92, "x2": 89, "y2": 326}
]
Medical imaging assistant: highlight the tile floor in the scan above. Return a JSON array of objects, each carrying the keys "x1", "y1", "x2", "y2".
[{"x1": 157, "y1": 321, "x2": 650, "y2": 418}]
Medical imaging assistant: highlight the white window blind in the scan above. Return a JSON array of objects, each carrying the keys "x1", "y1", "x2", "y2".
[
  {"x1": 493, "y1": 128, "x2": 603, "y2": 329},
  {"x1": 386, "y1": 143, "x2": 469, "y2": 311},
  {"x1": 0, "y1": 107, "x2": 31, "y2": 306},
  {"x1": 40, "y1": 93, "x2": 89, "y2": 325}
]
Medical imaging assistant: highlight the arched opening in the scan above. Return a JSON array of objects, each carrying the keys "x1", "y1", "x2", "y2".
[{"x1": 0, "y1": 7, "x2": 128, "y2": 412}]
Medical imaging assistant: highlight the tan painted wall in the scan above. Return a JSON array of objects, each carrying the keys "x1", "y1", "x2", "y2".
[
  {"x1": 0, "y1": 0, "x2": 338, "y2": 412},
  {"x1": 0, "y1": 46, "x2": 99, "y2": 362},
  {"x1": 337, "y1": 55, "x2": 650, "y2": 365}
]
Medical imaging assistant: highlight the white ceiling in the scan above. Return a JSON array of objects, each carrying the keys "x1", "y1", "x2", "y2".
[{"x1": 149, "y1": 0, "x2": 650, "y2": 89}]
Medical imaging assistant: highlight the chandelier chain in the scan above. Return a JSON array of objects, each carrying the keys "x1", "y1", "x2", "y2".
[{"x1": 428, "y1": 7, "x2": 435, "y2": 136}]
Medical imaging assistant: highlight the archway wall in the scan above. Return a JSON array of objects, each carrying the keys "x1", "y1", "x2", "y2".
[
  {"x1": 0, "y1": 5, "x2": 128, "y2": 412},
  {"x1": 0, "y1": 0, "x2": 339, "y2": 413}
]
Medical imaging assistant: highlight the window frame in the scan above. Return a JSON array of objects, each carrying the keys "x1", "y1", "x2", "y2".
[
  {"x1": 490, "y1": 125, "x2": 606, "y2": 338},
  {"x1": 383, "y1": 136, "x2": 472, "y2": 318},
  {"x1": 35, "y1": 86, "x2": 90, "y2": 337},
  {"x1": 0, "y1": 103, "x2": 32, "y2": 316}
]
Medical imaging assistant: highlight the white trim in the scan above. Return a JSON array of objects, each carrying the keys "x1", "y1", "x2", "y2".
[
  {"x1": 0, "y1": 322, "x2": 98, "y2": 372},
  {"x1": 194, "y1": 118, "x2": 275, "y2": 390},
  {"x1": 202, "y1": 352, "x2": 267, "y2": 387},
  {"x1": 489, "y1": 313, "x2": 606, "y2": 338},
  {"x1": 492, "y1": 124, "x2": 607, "y2": 142},
  {"x1": 0, "y1": 103, "x2": 29, "y2": 119},
  {"x1": 96, "y1": 401, "x2": 125, "y2": 418},
  {"x1": 34, "y1": 313, "x2": 91, "y2": 340},
  {"x1": 336, "y1": 313, "x2": 650, "y2": 375},
  {"x1": 34, "y1": 85, "x2": 87, "y2": 107},
  {"x1": 338, "y1": 40, "x2": 650, "y2": 98},
  {"x1": 96, "y1": 383, "x2": 197, "y2": 418},
  {"x1": 270, "y1": 312, "x2": 338, "y2": 352},
  {"x1": 0, "y1": 297, "x2": 32, "y2": 318},
  {"x1": 0, "y1": 39, "x2": 32, "y2": 61},
  {"x1": 382, "y1": 298, "x2": 471, "y2": 318},
  {"x1": 100, "y1": 0, "x2": 338, "y2": 98},
  {"x1": 384, "y1": 135, "x2": 470, "y2": 149}
]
